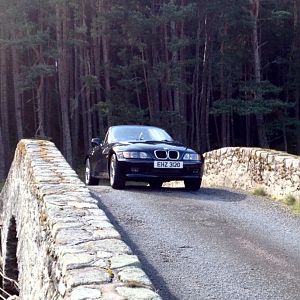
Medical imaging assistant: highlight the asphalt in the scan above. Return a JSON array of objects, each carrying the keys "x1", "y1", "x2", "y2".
[{"x1": 89, "y1": 185, "x2": 300, "y2": 300}]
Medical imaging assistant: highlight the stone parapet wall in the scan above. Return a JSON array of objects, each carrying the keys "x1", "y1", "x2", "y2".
[
  {"x1": 203, "y1": 147, "x2": 300, "y2": 201},
  {"x1": 0, "y1": 140, "x2": 161, "y2": 300}
]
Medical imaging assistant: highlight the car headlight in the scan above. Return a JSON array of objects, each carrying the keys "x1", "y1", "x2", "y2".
[
  {"x1": 117, "y1": 151, "x2": 151, "y2": 159},
  {"x1": 183, "y1": 153, "x2": 201, "y2": 161}
]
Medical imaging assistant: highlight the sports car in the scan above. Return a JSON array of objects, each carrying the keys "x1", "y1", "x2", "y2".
[{"x1": 85, "y1": 125, "x2": 204, "y2": 190}]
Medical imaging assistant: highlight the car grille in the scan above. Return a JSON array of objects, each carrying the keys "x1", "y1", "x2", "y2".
[
  {"x1": 154, "y1": 150, "x2": 180, "y2": 160},
  {"x1": 169, "y1": 150, "x2": 179, "y2": 160}
]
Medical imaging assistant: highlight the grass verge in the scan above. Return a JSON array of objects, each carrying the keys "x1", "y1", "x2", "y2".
[
  {"x1": 252, "y1": 187, "x2": 267, "y2": 197},
  {"x1": 283, "y1": 195, "x2": 300, "y2": 214},
  {"x1": 252, "y1": 189, "x2": 300, "y2": 215},
  {"x1": 293, "y1": 202, "x2": 300, "y2": 214}
]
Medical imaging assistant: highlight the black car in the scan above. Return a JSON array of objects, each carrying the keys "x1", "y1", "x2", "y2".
[{"x1": 85, "y1": 125, "x2": 204, "y2": 190}]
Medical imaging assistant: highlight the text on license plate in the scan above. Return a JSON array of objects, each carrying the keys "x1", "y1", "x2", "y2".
[{"x1": 154, "y1": 161, "x2": 183, "y2": 169}]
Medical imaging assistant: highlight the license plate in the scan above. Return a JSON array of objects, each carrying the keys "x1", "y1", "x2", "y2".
[{"x1": 154, "y1": 161, "x2": 183, "y2": 169}]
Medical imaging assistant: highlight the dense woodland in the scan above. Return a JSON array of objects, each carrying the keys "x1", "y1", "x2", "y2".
[{"x1": 0, "y1": 0, "x2": 300, "y2": 179}]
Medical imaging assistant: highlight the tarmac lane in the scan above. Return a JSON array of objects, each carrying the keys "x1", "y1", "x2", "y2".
[{"x1": 90, "y1": 185, "x2": 300, "y2": 300}]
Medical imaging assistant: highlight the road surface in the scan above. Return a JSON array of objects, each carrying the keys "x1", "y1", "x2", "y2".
[{"x1": 89, "y1": 185, "x2": 300, "y2": 300}]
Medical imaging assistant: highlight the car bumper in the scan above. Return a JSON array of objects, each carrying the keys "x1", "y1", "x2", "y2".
[{"x1": 117, "y1": 159, "x2": 203, "y2": 182}]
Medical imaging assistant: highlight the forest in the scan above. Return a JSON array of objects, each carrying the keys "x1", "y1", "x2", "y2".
[{"x1": 0, "y1": 0, "x2": 300, "y2": 180}]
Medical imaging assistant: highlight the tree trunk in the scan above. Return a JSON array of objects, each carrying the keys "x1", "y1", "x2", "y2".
[
  {"x1": 296, "y1": 89, "x2": 300, "y2": 154},
  {"x1": 80, "y1": 46, "x2": 89, "y2": 151},
  {"x1": 179, "y1": 7, "x2": 187, "y2": 144},
  {"x1": 191, "y1": 18, "x2": 202, "y2": 149},
  {"x1": 71, "y1": 45, "x2": 80, "y2": 164},
  {"x1": 250, "y1": 0, "x2": 269, "y2": 148},
  {"x1": 94, "y1": 37, "x2": 104, "y2": 136},
  {"x1": 292, "y1": 0, "x2": 300, "y2": 154},
  {"x1": 199, "y1": 14, "x2": 211, "y2": 153},
  {"x1": 150, "y1": 4, "x2": 160, "y2": 126},
  {"x1": 11, "y1": 46, "x2": 23, "y2": 140},
  {"x1": 227, "y1": 77, "x2": 233, "y2": 145},
  {"x1": 56, "y1": 2, "x2": 72, "y2": 164},
  {"x1": 85, "y1": 50, "x2": 93, "y2": 146},
  {"x1": 0, "y1": 125, "x2": 5, "y2": 180},
  {"x1": 164, "y1": 22, "x2": 172, "y2": 111},
  {"x1": 141, "y1": 47, "x2": 154, "y2": 121},
  {"x1": 206, "y1": 47, "x2": 213, "y2": 151},
  {"x1": 36, "y1": 73, "x2": 46, "y2": 137},
  {"x1": 171, "y1": 16, "x2": 182, "y2": 141},
  {"x1": 101, "y1": 8, "x2": 113, "y2": 126},
  {"x1": 0, "y1": 41, "x2": 9, "y2": 172},
  {"x1": 220, "y1": 23, "x2": 229, "y2": 147},
  {"x1": 93, "y1": 2, "x2": 104, "y2": 136}
]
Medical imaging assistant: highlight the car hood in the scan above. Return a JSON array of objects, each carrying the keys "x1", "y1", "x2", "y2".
[{"x1": 113, "y1": 140, "x2": 190, "y2": 152}]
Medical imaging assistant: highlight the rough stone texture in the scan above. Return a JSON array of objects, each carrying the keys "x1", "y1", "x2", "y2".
[
  {"x1": 202, "y1": 147, "x2": 300, "y2": 202},
  {"x1": 0, "y1": 139, "x2": 161, "y2": 300}
]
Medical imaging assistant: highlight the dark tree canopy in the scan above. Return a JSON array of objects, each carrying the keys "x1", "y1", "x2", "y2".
[{"x1": 0, "y1": 0, "x2": 299, "y2": 177}]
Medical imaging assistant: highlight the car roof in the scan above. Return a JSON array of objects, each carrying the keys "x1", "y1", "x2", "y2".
[
  {"x1": 110, "y1": 125, "x2": 162, "y2": 130},
  {"x1": 109, "y1": 125, "x2": 165, "y2": 131}
]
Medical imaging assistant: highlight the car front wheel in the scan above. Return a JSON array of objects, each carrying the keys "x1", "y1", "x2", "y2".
[
  {"x1": 184, "y1": 178, "x2": 201, "y2": 191},
  {"x1": 109, "y1": 154, "x2": 125, "y2": 189},
  {"x1": 85, "y1": 158, "x2": 99, "y2": 185}
]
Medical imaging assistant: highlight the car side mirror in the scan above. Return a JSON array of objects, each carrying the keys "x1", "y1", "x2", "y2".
[{"x1": 91, "y1": 138, "x2": 102, "y2": 147}]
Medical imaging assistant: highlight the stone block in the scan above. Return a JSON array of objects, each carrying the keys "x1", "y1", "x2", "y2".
[
  {"x1": 116, "y1": 287, "x2": 161, "y2": 300},
  {"x1": 70, "y1": 286, "x2": 101, "y2": 300},
  {"x1": 110, "y1": 255, "x2": 141, "y2": 270},
  {"x1": 65, "y1": 267, "x2": 111, "y2": 289}
]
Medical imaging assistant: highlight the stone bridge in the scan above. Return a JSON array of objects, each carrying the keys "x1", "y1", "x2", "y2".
[
  {"x1": 202, "y1": 147, "x2": 300, "y2": 201},
  {"x1": 0, "y1": 140, "x2": 161, "y2": 300},
  {"x1": 1, "y1": 140, "x2": 299, "y2": 299}
]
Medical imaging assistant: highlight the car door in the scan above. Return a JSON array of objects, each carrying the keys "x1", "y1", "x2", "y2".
[
  {"x1": 94, "y1": 130, "x2": 111, "y2": 179},
  {"x1": 88, "y1": 139, "x2": 102, "y2": 177}
]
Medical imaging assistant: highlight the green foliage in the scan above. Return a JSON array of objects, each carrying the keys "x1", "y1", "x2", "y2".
[
  {"x1": 82, "y1": 75, "x2": 101, "y2": 90},
  {"x1": 160, "y1": 2, "x2": 197, "y2": 23},
  {"x1": 211, "y1": 99, "x2": 292, "y2": 116},
  {"x1": 97, "y1": 99, "x2": 148, "y2": 126},
  {"x1": 271, "y1": 10, "x2": 292, "y2": 20},
  {"x1": 19, "y1": 64, "x2": 55, "y2": 91},
  {"x1": 211, "y1": 76, "x2": 298, "y2": 145},
  {"x1": 293, "y1": 202, "x2": 300, "y2": 214},
  {"x1": 1, "y1": 0, "x2": 300, "y2": 164},
  {"x1": 282, "y1": 195, "x2": 300, "y2": 214},
  {"x1": 253, "y1": 188, "x2": 267, "y2": 197},
  {"x1": 239, "y1": 80, "x2": 282, "y2": 96},
  {"x1": 157, "y1": 110, "x2": 186, "y2": 137},
  {"x1": 284, "y1": 195, "x2": 296, "y2": 206}
]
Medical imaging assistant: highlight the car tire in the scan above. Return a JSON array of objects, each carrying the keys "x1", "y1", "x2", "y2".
[
  {"x1": 184, "y1": 178, "x2": 201, "y2": 191},
  {"x1": 85, "y1": 158, "x2": 99, "y2": 185},
  {"x1": 149, "y1": 180, "x2": 163, "y2": 189},
  {"x1": 109, "y1": 154, "x2": 125, "y2": 189}
]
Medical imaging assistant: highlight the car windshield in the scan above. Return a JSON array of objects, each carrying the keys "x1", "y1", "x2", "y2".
[{"x1": 109, "y1": 126, "x2": 173, "y2": 143}]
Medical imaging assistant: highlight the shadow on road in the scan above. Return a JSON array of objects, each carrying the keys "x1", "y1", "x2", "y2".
[
  {"x1": 93, "y1": 179, "x2": 247, "y2": 203},
  {"x1": 91, "y1": 191, "x2": 180, "y2": 300},
  {"x1": 122, "y1": 185, "x2": 247, "y2": 203}
]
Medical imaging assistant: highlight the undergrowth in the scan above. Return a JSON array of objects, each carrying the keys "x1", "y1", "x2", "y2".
[
  {"x1": 252, "y1": 189, "x2": 300, "y2": 215},
  {"x1": 293, "y1": 202, "x2": 300, "y2": 214},
  {"x1": 284, "y1": 195, "x2": 300, "y2": 214},
  {"x1": 284, "y1": 195, "x2": 296, "y2": 206},
  {"x1": 252, "y1": 187, "x2": 267, "y2": 197}
]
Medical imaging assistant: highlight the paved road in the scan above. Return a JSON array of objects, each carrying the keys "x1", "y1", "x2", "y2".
[{"x1": 90, "y1": 185, "x2": 300, "y2": 300}]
